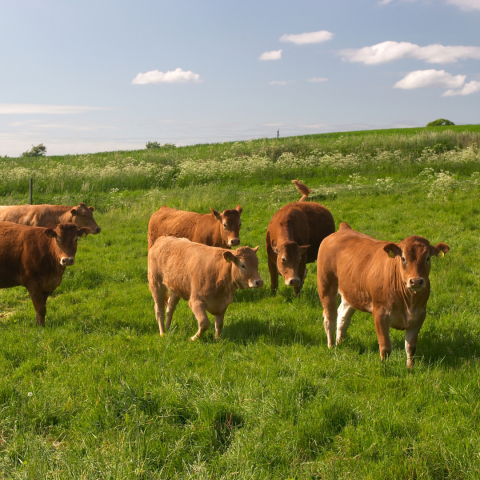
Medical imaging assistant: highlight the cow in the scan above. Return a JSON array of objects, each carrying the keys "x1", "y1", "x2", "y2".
[
  {"x1": 148, "y1": 236, "x2": 263, "y2": 340},
  {"x1": 0, "y1": 203, "x2": 101, "y2": 234},
  {"x1": 265, "y1": 180, "x2": 335, "y2": 295},
  {"x1": 147, "y1": 205, "x2": 242, "y2": 250},
  {"x1": 0, "y1": 222, "x2": 90, "y2": 326},
  {"x1": 317, "y1": 222, "x2": 450, "y2": 368}
]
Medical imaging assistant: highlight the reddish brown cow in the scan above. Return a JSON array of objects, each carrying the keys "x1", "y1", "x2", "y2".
[
  {"x1": 266, "y1": 181, "x2": 335, "y2": 294},
  {"x1": 148, "y1": 205, "x2": 242, "y2": 249},
  {"x1": 0, "y1": 203, "x2": 101, "y2": 234},
  {"x1": 317, "y1": 223, "x2": 450, "y2": 367},
  {"x1": 148, "y1": 236, "x2": 263, "y2": 340},
  {"x1": 0, "y1": 222, "x2": 90, "y2": 326}
]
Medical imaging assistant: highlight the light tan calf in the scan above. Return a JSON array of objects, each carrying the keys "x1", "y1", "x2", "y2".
[
  {"x1": 148, "y1": 236, "x2": 263, "y2": 340},
  {"x1": 0, "y1": 203, "x2": 101, "y2": 233}
]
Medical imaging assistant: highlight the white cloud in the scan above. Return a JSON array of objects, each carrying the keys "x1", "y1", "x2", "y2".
[
  {"x1": 443, "y1": 80, "x2": 480, "y2": 96},
  {"x1": 132, "y1": 68, "x2": 201, "y2": 84},
  {"x1": 394, "y1": 69, "x2": 466, "y2": 89},
  {"x1": 259, "y1": 50, "x2": 282, "y2": 60},
  {"x1": 307, "y1": 77, "x2": 328, "y2": 82},
  {"x1": 446, "y1": 0, "x2": 480, "y2": 11},
  {"x1": 340, "y1": 41, "x2": 480, "y2": 64},
  {"x1": 279, "y1": 31, "x2": 334, "y2": 45},
  {"x1": 378, "y1": 0, "x2": 394, "y2": 4},
  {"x1": 269, "y1": 80, "x2": 295, "y2": 85},
  {"x1": 0, "y1": 104, "x2": 107, "y2": 114}
]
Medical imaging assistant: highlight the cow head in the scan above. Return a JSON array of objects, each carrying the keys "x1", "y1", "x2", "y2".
[
  {"x1": 223, "y1": 246, "x2": 263, "y2": 289},
  {"x1": 70, "y1": 203, "x2": 101, "y2": 234},
  {"x1": 210, "y1": 205, "x2": 242, "y2": 247},
  {"x1": 272, "y1": 240, "x2": 310, "y2": 287},
  {"x1": 384, "y1": 236, "x2": 450, "y2": 293},
  {"x1": 44, "y1": 223, "x2": 90, "y2": 266}
]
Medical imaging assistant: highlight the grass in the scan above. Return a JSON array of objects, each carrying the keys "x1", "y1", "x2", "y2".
[{"x1": 1, "y1": 126, "x2": 480, "y2": 478}]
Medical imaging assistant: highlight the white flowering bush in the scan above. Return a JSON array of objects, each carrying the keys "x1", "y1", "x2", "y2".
[{"x1": 427, "y1": 171, "x2": 457, "y2": 201}]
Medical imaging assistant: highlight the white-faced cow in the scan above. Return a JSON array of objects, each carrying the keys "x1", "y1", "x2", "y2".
[
  {"x1": 266, "y1": 180, "x2": 335, "y2": 295},
  {"x1": 148, "y1": 236, "x2": 263, "y2": 340},
  {"x1": 317, "y1": 222, "x2": 450, "y2": 367},
  {"x1": 0, "y1": 222, "x2": 90, "y2": 326},
  {"x1": 148, "y1": 205, "x2": 242, "y2": 250},
  {"x1": 0, "y1": 203, "x2": 101, "y2": 234}
]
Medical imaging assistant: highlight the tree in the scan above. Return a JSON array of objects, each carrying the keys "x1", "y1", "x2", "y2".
[
  {"x1": 426, "y1": 119, "x2": 455, "y2": 127},
  {"x1": 146, "y1": 141, "x2": 162, "y2": 149},
  {"x1": 22, "y1": 144, "x2": 47, "y2": 157}
]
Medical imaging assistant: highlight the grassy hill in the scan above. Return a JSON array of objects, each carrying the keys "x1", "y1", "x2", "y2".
[{"x1": 1, "y1": 126, "x2": 480, "y2": 479}]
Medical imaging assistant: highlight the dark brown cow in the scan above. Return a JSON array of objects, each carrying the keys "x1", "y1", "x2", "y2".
[
  {"x1": 0, "y1": 222, "x2": 90, "y2": 326},
  {"x1": 148, "y1": 205, "x2": 242, "y2": 250},
  {"x1": 317, "y1": 223, "x2": 450, "y2": 367},
  {"x1": 266, "y1": 181, "x2": 335, "y2": 295},
  {"x1": 0, "y1": 203, "x2": 101, "y2": 234},
  {"x1": 148, "y1": 236, "x2": 263, "y2": 340}
]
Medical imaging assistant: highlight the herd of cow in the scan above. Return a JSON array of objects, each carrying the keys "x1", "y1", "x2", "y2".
[{"x1": 0, "y1": 181, "x2": 449, "y2": 368}]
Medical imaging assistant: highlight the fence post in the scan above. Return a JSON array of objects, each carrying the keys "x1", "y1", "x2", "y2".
[
  {"x1": 30, "y1": 178, "x2": 33, "y2": 205},
  {"x1": 277, "y1": 129, "x2": 279, "y2": 139}
]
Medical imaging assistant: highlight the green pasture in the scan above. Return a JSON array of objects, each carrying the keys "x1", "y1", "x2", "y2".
[{"x1": 1, "y1": 127, "x2": 480, "y2": 478}]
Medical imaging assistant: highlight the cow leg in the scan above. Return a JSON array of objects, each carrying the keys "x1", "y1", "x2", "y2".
[
  {"x1": 151, "y1": 283, "x2": 167, "y2": 336},
  {"x1": 267, "y1": 251, "x2": 279, "y2": 294},
  {"x1": 27, "y1": 288, "x2": 47, "y2": 326},
  {"x1": 165, "y1": 293, "x2": 181, "y2": 330},
  {"x1": 214, "y1": 310, "x2": 227, "y2": 339},
  {"x1": 189, "y1": 300, "x2": 210, "y2": 341},
  {"x1": 336, "y1": 296, "x2": 356, "y2": 344},
  {"x1": 294, "y1": 261, "x2": 308, "y2": 296},
  {"x1": 373, "y1": 307, "x2": 392, "y2": 361},
  {"x1": 405, "y1": 315, "x2": 425, "y2": 368}
]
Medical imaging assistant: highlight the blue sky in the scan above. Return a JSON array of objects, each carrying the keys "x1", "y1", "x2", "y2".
[{"x1": 1, "y1": 0, "x2": 479, "y2": 156}]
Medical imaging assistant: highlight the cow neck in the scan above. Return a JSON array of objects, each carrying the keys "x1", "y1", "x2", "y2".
[
  {"x1": 46, "y1": 237, "x2": 66, "y2": 273},
  {"x1": 208, "y1": 215, "x2": 225, "y2": 247},
  {"x1": 227, "y1": 261, "x2": 243, "y2": 292},
  {"x1": 57, "y1": 206, "x2": 75, "y2": 224}
]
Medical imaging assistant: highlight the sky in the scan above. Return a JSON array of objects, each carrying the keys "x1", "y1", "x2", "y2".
[{"x1": 0, "y1": 0, "x2": 479, "y2": 156}]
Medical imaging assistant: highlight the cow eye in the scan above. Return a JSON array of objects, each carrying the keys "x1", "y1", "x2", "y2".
[
  {"x1": 426, "y1": 256, "x2": 430, "y2": 262},
  {"x1": 401, "y1": 256, "x2": 406, "y2": 263},
  {"x1": 223, "y1": 223, "x2": 228, "y2": 229},
  {"x1": 241, "y1": 263, "x2": 246, "y2": 269},
  {"x1": 281, "y1": 257, "x2": 286, "y2": 264}
]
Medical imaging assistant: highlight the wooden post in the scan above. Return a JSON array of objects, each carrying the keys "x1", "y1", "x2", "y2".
[
  {"x1": 277, "y1": 129, "x2": 279, "y2": 139},
  {"x1": 29, "y1": 178, "x2": 33, "y2": 205}
]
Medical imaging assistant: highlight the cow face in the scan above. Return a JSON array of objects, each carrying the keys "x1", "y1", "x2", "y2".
[
  {"x1": 223, "y1": 246, "x2": 263, "y2": 288},
  {"x1": 272, "y1": 240, "x2": 310, "y2": 287},
  {"x1": 44, "y1": 223, "x2": 90, "y2": 266},
  {"x1": 70, "y1": 203, "x2": 101, "y2": 234},
  {"x1": 384, "y1": 236, "x2": 450, "y2": 293},
  {"x1": 210, "y1": 205, "x2": 242, "y2": 247}
]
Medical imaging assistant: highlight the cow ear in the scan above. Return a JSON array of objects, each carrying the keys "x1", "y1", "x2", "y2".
[
  {"x1": 236, "y1": 205, "x2": 242, "y2": 214},
  {"x1": 431, "y1": 242, "x2": 450, "y2": 258},
  {"x1": 77, "y1": 227, "x2": 90, "y2": 238},
  {"x1": 223, "y1": 251, "x2": 235, "y2": 263},
  {"x1": 299, "y1": 245, "x2": 310, "y2": 256},
  {"x1": 44, "y1": 228, "x2": 57, "y2": 239},
  {"x1": 384, "y1": 243, "x2": 402, "y2": 258},
  {"x1": 70, "y1": 208, "x2": 77, "y2": 216},
  {"x1": 271, "y1": 239, "x2": 279, "y2": 254},
  {"x1": 88, "y1": 206, "x2": 95, "y2": 212},
  {"x1": 252, "y1": 246, "x2": 259, "y2": 254},
  {"x1": 210, "y1": 208, "x2": 222, "y2": 221}
]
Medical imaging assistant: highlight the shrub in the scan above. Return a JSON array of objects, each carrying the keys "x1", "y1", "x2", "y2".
[
  {"x1": 21, "y1": 144, "x2": 46, "y2": 157},
  {"x1": 145, "y1": 141, "x2": 162, "y2": 150},
  {"x1": 427, "y1": 119, "x2": 455, "y2": 127}
]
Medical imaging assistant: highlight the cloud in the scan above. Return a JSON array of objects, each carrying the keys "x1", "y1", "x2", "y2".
[
  {"x1": 443, "y1": 80, "x2": 480, "y2": 96},
  {"x1": 340, "y1": 41, "x2": 480, "y2": 64},
  {"x1": 307, "y1": 77, "x2": 328, "y2": 82},
  {"x1": 378, "y1": 0, "x2": 394, "y2": 4},
  {"x1": 269, "y1": 80, "x2": 295, "y2": 85},
  {"x1": 0, "y1": 104, "x2": 107, "y2": 114},
  {"x1": 132, "y1": 68, "x2": 201, "y2": 84},
  {"x1": 297, "y1": 123, "x2": 330, "y2": 129},
  {"x1": 394, "y1": 69, "x2": 466, "y2": 89},
  {"x1": 446, "y1": 0, "x2": 480, "y2": 11},
  {"x1": 279, "y1": 30, "x2": 334, "y2": 45},
  {"x1": 259, "y1": 50, "x2": 282, "y2": 60}
]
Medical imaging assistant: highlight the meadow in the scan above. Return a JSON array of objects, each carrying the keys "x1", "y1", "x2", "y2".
[{"x1": 1, "y1": 125, "x2": 480, "y2": 479}]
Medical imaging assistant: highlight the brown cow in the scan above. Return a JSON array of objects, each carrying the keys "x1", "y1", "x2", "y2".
[
  {"x1": 0, "y1": 203, "x2": 101, "y2": 234},
  {"x1": 266, "y1": 181, "x2": 335, "y2": 295},
  {"x1": 0, "y1": 222, "x2": 90, "y2": 326},
  {"x1": 148, "y1": 205, "x2": 242, "y2": 250},
  {"x1": 317, "y1": 222, "x2": 450, "y2": 367},
  {"x1": 148, "y1": 236, "x2": 263, "y2": 340}
]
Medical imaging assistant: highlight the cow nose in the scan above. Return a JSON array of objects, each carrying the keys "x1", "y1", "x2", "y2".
[
  {"x1": 287, "y1": 278, "x2": 300, "y2": 286},
  {"x1": 229, "y1": 238, "x2": 240, "y2": 246},
  {"x1": 255, "y1": 279, "x2": 263, "y2": 287},
  {"x1": 95, "y1": 227, "x2": 101, "y2": 234},
  {"x1": 408, "y1": 277, "x2": 424, "y2": 287},
  {"x1": 60, "y1": 257, "x2": 75, "y2": 266}
]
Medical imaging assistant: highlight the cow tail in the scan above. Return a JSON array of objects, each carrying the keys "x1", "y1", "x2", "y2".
[{"x1": 292, "y1": 180, "x2": 312, "y2": 202}]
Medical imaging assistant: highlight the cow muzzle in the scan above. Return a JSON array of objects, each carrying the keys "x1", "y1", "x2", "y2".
[
  {"x1": 228, "y1": 238, "x2": 240, "y2": 247},
  {"x1": 93, "y1": 227, "x2": 101, "y2": 234},
  {"x1": 60, "y1": 257, "x2": 75, "y2": 266},
  {"x1": 408, "y1": 277, "x2": 425, "y2": 292},
  {"x1": 249, "y1": 278, "x2": 264, "y2": 288},
  {"x1": 286, "y1": 277, "x2": 300, "y2": 287}
]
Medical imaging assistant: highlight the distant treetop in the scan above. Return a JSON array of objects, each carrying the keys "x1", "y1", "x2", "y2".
[
  {"x1": 427, "y1": 119, "x2": 455, "y2": 127},
  {"x1": 22, "y1": 144, "x2": 47, "y2": 157},
  {"x1": 146, "y1": 141, "x2": 176, "y2": 150}
]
